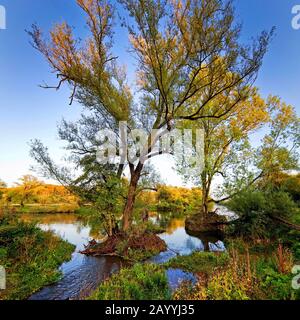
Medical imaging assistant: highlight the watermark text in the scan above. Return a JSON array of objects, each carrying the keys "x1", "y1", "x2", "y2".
[
  {"x1": 292, "y1": 265, "x2": 300, "y2": 290},
  {"x1": 0, "y1": 266, "x2": 6, "y2": 290},
  {"x1": 0, "y1": 5, "x2": 6, "y2": 30},
  {"x1": 292, "y1": 5, "x2": 300, "y2": 30},
  {"x1": 96, "y1": 122, "x2": 204, "y2": 175}
]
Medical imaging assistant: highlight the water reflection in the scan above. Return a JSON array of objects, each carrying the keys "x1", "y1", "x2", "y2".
[
  {"x1": 22, "y1": 209, "x2": 231, "y2": 300},
  {"x1": 166, "y1": 269, "x2": 197, "y2": 292},
  {"x1": 150, "y1": 213, "x2": 226, "y2": 264},
  {"x1": 23, "y1": 214, "x2": 125, "y2": 300}
]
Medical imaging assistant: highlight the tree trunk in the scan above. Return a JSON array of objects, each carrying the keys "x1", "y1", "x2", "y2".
[
  {"x1": 122, "y1": 162, "x2": 143, "y2": 232},
  {"x1": 201, "y1": 187, "x2": 209, "y2": 216},
  {"x1": 201, "y1": 132, "x2": 210, "y2": 216},
  {"x1": 201, "y1": 171, "x2": 210, "y2": 216}
]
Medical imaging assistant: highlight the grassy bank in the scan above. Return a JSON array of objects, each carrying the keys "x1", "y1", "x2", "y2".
[
  {"x1": 164, "y1": 251, "x2": 229, "y2": 274},
  {"x1": 0, "y1": 215, "x2": 75, "y2": 300},
  {"x1": 171, "y1": 240, "x2": 300, "y2": 300},
  {"x1": 89, "y1": 263, "x2": 171, "y2": 300}
]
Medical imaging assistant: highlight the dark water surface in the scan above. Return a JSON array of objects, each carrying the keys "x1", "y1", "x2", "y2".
[{"x1": 23, "y1": 211, "x2": 229, "y2": 300}]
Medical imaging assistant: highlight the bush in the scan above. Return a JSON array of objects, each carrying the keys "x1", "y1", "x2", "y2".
[
  {"x1": 256, "y1": 257, "x2": 299, "y2": 300},
  {"x1": 89, "y1": 263, "x2": 171, "y2": 300},
  {"x1": 227, "y1": 189, "x2": 298, "y2": 239}
]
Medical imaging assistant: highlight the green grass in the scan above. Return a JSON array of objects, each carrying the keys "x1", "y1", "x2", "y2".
[
  {"x1": 89, "y1": 263, "x2": 171, "y2": 300},
  {"x1": 0, "y1": 217, "x2": 75, "y2": 300},
  {"x1": 164, "y1": 251, "x2": 230, "y2": 274}
]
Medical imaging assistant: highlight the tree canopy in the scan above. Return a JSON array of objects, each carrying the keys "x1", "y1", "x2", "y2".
[{"x1": 28, "y1": 0, "x2": 274, "y2": 232}]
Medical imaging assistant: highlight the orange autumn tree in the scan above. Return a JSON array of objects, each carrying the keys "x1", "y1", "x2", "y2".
[
  {"x1": 28, "y1": 0, "x2": 272, "y2": 233},
  {"x1": 15, "y1": 175, "x2": 44, "y2": 207},
  {"x1": 0, "y1": 176, "x2": 79, "y2": 206}
]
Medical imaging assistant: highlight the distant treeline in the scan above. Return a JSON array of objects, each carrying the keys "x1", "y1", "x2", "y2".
[
  {"x1": 1, "y1": 173, "x2": 299, "y2": 214},
  {"x1": 0, "y1": 175, "x2": 79, "y2": 213},
  {"x1": 136, "y1": 185, "x2": 202, "y2": 213}
]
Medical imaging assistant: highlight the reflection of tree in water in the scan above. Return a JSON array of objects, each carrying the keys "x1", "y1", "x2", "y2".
[
  {"x1": 21, "y1": 213, "x2": 107, "y2": 241},
  {"x1": 21, "y1": 213, "x2": 78, "y2": 225},
  {"x1": 186, "y1": 231, "x2": 224, "y2": 252},
  {"x1": 154, "y1": 211, "x2": 187, "y2": 230},
  {"x1": 79, "y1": 216, "x2": 106, "y2": 241},
  {"x1": 165, "y1": 219, "x2": 185, "y2": 235}
]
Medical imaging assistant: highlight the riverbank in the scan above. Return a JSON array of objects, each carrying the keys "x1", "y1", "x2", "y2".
[
  {"x1": 4, "y1": 209, "x2": 299, "y2": 301},
  {"x1": 88, "y1": 239, "x2": 300, "y2": 301},
  {"x1": 172, "y1": 239, "x2": 300, "y2": 300},
  {"x1": 0, "y1": 215, "x2": 75, "y2": 300}
]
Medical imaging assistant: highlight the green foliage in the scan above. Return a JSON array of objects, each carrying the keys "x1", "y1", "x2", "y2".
[
  {"x1": 144, "y1": 221, "x2": 166, "y2": 234},
  {"x1": 272, "y1": 173, "x2": 300, "y2": 205},
  {"x1": 257, "y1": 266, "x2": 291, "y2": 300},
  {"x1": 292, "y1": 241, "x2": 300, "y2": 261},
  {"x1": 228, "y1": 188, "x2": 298, "y2": 239},
  {"x1": 173, "y1": 249, "x2": 253, "y2": 300},
  {"x1": 94, "y1": 176, "x2": 126, "y2": 236},
  {"x1": 282, "y1": 175, "x2": 300, "y2": 204},
  {"x1": 228, "y1": 190, "x2": 271, "y2": 239},
  {"x1": 89, "y1": 263, "x2": 171, "y2": 300},
  {"x1": 165, "y1": 252, "x2": 229, "y2": 274},
  {"x1": 0, "y1": 214, "x2": 74, "y2": 300},
  {"x1": 74, "y1": 176, "x2": 126, "y2": 236},
  {"x1": 229, "y1": 239, "x2": 298, "y2": 299}
]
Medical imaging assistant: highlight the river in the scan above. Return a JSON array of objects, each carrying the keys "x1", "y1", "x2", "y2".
[{"x1": 22, "y1": 211, "x2": 228, "y2": 300}]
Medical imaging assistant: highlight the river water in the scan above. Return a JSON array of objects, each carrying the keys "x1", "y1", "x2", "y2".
[{"x1": 23, "y1": 211, "x2": 228, "y2": 300}]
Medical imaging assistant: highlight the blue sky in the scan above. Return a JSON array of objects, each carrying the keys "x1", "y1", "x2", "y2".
[{"x1": 0, "y1": 0, "x2": 299, "y2": 186}]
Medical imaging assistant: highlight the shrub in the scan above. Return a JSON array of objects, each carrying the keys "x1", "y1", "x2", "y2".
[
  {"x1": 228, "y1": 189, "x2": 298, "y2": 240},
  {"x1": 255, "y1": 257, "x2": 298, "y2": 300}
]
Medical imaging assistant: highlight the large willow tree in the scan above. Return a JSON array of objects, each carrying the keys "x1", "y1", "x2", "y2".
[{"x1": 29, "y1": 0, "x2": 272, "y2": 233}]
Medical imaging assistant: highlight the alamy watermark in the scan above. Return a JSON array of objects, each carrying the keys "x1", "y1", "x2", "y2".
[
  {"x1": 292, "y1": 265, "x2": 300, "y2": 290},
  {"x1": 292, "y1": 5, "x2": 300, "y2": 30},
  {"x1": 0, "y1": 5, "x2": 6, "y2": 30},
  {"x1": 0, "y1": 266, "x2": 6, "y2": 290},
  {"x1": 96, "y1": 122, "x2": 204, "y2": 174}
]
